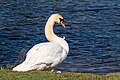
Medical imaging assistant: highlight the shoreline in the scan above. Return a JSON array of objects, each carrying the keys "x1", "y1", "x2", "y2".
[{"x1": 0, "y1": 68, "x2": 120, "y2": 80}]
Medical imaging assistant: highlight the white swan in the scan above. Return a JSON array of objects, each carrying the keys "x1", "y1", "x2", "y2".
[{"x1": 12, "y1": 13, "x2": 69, "y2": 72}]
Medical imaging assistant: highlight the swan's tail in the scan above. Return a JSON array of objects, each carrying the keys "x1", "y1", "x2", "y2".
[
  {"x1": 12, "y1": 63, "x2": 48, "y2": 71},
  {"x1": 12, "y1": 63, "x2": 32, "y2": 71}
]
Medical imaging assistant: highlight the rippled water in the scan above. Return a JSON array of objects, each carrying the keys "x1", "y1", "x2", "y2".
[{"x1": 0, "y1": 0, "x2": 120, "y2": 74}]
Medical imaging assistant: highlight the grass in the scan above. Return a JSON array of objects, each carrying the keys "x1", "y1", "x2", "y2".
[{"x1": 0, "y1": 68, "x2": 120, "y2": 80}]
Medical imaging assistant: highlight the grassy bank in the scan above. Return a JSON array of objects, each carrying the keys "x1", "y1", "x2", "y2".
[{"x1": 0, "y1": 68, "x2": 120, "y2": 80}]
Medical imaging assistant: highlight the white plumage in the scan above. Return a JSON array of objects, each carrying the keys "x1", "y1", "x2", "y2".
[{"x1": 12, "y1": 13, "x2": 69, "y2": 71}]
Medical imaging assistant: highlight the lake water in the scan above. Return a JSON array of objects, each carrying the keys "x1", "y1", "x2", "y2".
[{"x1": 0, "y1": 0, "x2": 120, "y2": 74}]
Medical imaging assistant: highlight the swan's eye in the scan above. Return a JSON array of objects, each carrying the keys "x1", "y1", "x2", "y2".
[
  {"x1": 59, "y1": 18, "x2": 66, "y2": 28},
  {"x1": 59, "y1": 18, "x2": 64, "y2": 23}
]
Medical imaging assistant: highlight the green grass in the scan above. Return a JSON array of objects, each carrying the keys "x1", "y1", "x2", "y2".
[{"x1": 0, "y1": 68, "x2": 120, "y2": 80}]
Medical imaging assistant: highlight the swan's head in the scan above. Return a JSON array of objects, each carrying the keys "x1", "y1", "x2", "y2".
[{"x1": 50, "y1": 13, "x2": 66, "y2": 28}]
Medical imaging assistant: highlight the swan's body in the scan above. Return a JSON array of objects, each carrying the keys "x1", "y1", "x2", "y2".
[{"x1": 12, "y1": 14, "x2": 69, "y2": 71}]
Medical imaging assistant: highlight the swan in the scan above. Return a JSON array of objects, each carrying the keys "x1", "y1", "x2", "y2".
[{"x1": 12, "y1": 13, "x2": 69, "y2": 72}]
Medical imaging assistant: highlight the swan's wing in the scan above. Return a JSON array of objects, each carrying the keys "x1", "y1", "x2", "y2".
[{"x1": 23, "y1": 42, "x2": 67, "y2": 67}]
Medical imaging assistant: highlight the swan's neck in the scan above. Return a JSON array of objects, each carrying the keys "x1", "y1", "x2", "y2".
[
  {"x1": 45, "y1": 18, "x2": 69, "y2": 53},
  {"x1": 45, "y1": 19, "x2": 56, "y2": 42}
]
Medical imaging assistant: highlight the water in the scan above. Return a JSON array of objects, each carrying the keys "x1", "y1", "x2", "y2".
[{"x1": 0, "y1": 0, "x2": 120, "y2": 74}]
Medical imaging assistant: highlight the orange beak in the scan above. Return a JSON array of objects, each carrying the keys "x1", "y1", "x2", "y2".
[{"x1": 60, "y1": 21, "x2": 66, "y2": 28}]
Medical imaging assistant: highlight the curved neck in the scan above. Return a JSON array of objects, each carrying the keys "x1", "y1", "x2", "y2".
[
  {"x1": 45, "y1": 18, "x2": 56, "y2": 42},
  {"x1": 45, "y1": 18, "x2": 69, "y2": 53}
]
